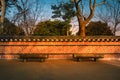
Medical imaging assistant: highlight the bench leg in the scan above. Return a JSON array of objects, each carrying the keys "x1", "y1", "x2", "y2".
[
  {"x1": 93, "y1": 58, "x2": 97, "y2": 62},
  {"x1": 40, "y1": 59, "x2": 45, "y2": 62},
  {"x1": 23, "y1": 59, "x2": 27, "y2": 62},
  {"x1": 77, "y1": 58, "x2": 81, "y2": 62}
]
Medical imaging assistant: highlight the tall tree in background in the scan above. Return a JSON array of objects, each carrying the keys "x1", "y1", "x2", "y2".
[
  {"x1": 97, "y1": 0, "x2": 120, "y2": 36},
  {"x1": 107, "y1": 0, "x2": 120, "y2": 36},
  {"x1": 51, "y1": 1, "x2": 75, "y2": 36},
  {"x1": 3, "y1": 18, "x2": 25, "y2": 36},
  {"x1": 86, "y1": 21, "x2": 113, "y2": 36},
  {"x1": 34, "y1": 20, "x2": 72, "y2": 36},
  {"x1": 74, "y1": 0, "x2": 106, "y2": 36},
  {"x1": 12, "y1": 0, "x2": 30, "y2": 36},
  {"x1": 0, "y1": 0, "x2": 17, "y2": 34},
  {"x1": 51, "y1": 1, "x2": 75, "y2": 22},
  {"x1": 0, "y1": 0, "x2": 6, "y2": 33},
  {"x1": 12, "y1": 0, "x2": 45, "y2": 36},
  {"x1": 52, "y1": 0, "x2": 106, "y2": 37}
]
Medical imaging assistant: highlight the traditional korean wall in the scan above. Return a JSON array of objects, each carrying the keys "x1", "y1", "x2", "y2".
[{"x1": 0, "y1": 36, "x2": 120, "y2": 60}]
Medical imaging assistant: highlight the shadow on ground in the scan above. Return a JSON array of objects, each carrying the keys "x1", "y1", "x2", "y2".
[{"x1": 0, "y1": 60, "x2": 120, "y2": 80}]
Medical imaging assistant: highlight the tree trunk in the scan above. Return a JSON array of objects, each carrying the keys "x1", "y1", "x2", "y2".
[
  {"x1": 80, "y1": 23, "x2": 86, "y2": 37},
  {"x1": 74, "y1": 0, "x2": 86, "y2": 37},
  {"x1": 0, "y1": 0, "x2": 6, "y2": 32},
  {"x1": 77, "y1": 16, "x2": 86, "y2": 37},
  {"x1": 113, "y1": 23, "x2": 118, "y2": 36}
]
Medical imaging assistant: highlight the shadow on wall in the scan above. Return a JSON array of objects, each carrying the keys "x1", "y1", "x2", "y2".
[
  {"x1": 104, "y1": 51, "x2": 120, "y2": 60},
  {"x1": 4, "y1": 43, "x2": 37, "y2": 59},
  {"x1": 0, "y1": 42, "x2": 7, "y2": 59},
  {"x1": 113, "y1": 51, "x2": 120, "y2": 59}
]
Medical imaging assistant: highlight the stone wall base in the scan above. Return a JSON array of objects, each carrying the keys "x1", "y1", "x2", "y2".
[{"x1": 0, "y1": 54, "x2": 120, "y2": 60}]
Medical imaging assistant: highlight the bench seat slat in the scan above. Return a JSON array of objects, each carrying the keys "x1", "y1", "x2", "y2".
[
  {"x1": 73, "y1": 54, "x2": 104, "y2": 62},
  {"x1": 19, "y1": 54, "x2": 48, "y2": 62}
]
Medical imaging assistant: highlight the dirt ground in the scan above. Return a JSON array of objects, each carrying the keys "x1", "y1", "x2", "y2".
[{"x1": 0, "y1": 60, "x2": 120, "y2": 80}]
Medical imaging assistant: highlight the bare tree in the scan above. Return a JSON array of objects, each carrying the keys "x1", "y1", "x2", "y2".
[
  {"x1": 97, "y1": 0, "x2": 120, "y2": 36},
  {"x1": 26, "y1": 0, "x2": 46, "y2": 35},
  {"x1": 74, "y1": 0, "x2": 106, "y2": 36},
  {"x1": 12, "y1": 0, "x2": 45, "y2": 36},
  {"x1": 97, "y1": 5, "x2": 111, "y2": 23},
  {"x1": 12, "y1": 0, "x2": 31, "y2": 36},
  {"x1": 108, "y1": 0, "x2": 120, "y2": 35}
]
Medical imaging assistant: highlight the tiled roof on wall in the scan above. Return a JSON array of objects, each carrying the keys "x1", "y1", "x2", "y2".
[{"x1": 0, "y1": 36, "x2": 120, "y2": 42}]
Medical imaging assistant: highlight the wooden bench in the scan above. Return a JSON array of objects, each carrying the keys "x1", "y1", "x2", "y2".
[
  {"x1": 72, "y1": 54, "x2": 104, "y2": 62},
  {"x1": 19, "y1": 54, "x2": 49, "y2": 62}
]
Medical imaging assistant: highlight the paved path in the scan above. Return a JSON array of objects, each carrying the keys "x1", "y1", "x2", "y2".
[
  {"x1": 101, "y1": 60, "x2": 120, "y2": 67},
  {"x1": 0, "y1": 60, "x2": 120, "y2": 80}
]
